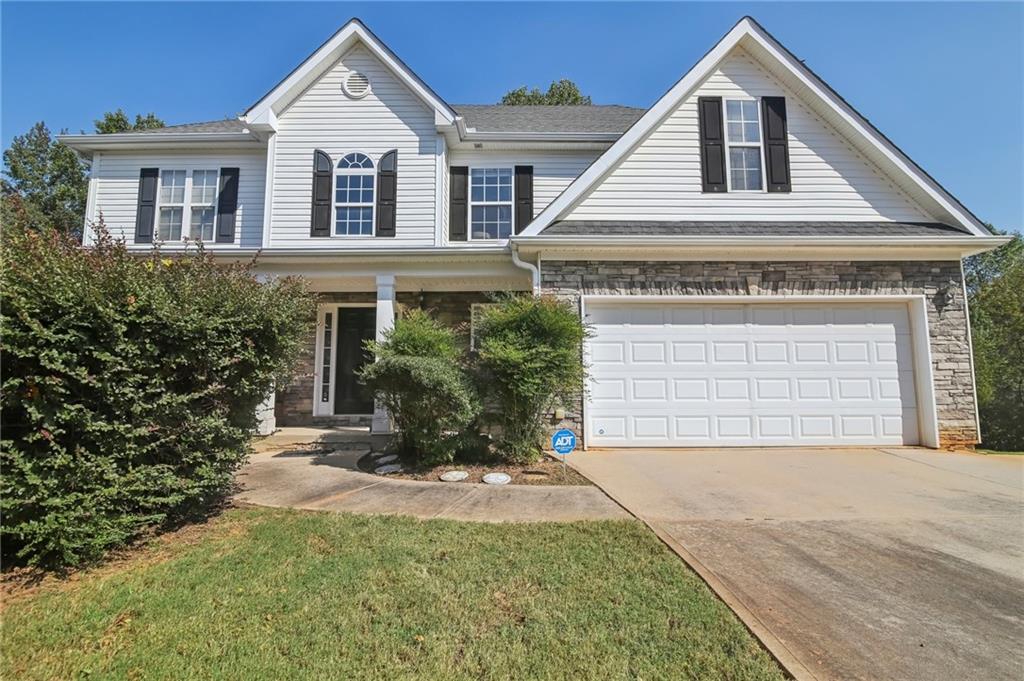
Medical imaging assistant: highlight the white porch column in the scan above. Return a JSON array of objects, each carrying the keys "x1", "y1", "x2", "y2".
[
  {"x1": 255, "y1": 387, "x2": 276, "y2": 436},
  {"x1": 371, "y1": 274, "x2": 396, "y2": 435}
]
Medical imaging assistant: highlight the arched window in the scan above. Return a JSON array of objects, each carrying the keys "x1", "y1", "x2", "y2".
[{"x1": 335, "y1": 153, "x2": 375, "y2": 236}]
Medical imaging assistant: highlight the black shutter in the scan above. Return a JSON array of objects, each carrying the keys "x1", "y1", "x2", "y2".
[
  {"x1": 761, "y1": 97, "x2": 792, "y2": 193},
  {"x1": 215, "y1": 167, "x2": 239, "y2": 243},
  {"x1": 310, "y1": 150, "x2": 332, "y2": 237},
  {"x1": 514, "y1": 165, "x2": 533, "y2": 234},
  {"x1": 697, "y1": 97, "x2": 727, "y2": 193},
  {"x1": 375, "y1": 150, "x2": 397, "y2": 237},
  {"x1": 449, "y1": 166, "x2": 468, "y2": 241},
  {"x1": 134, "y1": 167, "x2": 159, "y2": 243}
]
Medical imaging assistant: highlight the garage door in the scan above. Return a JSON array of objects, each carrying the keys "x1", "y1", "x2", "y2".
[{"x1": 585, "y1": 302, "x2": 920, "y2": 447}]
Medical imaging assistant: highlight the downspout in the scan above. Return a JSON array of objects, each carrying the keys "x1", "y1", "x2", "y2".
[{"x1": 510, "y1": 241, "x2": 540, "y2": 294}]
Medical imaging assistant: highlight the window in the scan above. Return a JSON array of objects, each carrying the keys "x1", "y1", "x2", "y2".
[
  {"x1": 158, "y1": 170, "x2": 186, "y2": 240},
  {"x1": 469, "y1": 168, "x2": 513, "y2": 240},
  {"x1": 335, "y1": 153, "x2": 375, "y2": 236},
  {"x1": 725, "y1": 99, "x2": 764, "y2": 191},
  {"x1": 157, "y1": 169, "x2": 219, "y2": 241},
  {"x1": 190, "y1": 170, "x2": 218, "y2": 241}
]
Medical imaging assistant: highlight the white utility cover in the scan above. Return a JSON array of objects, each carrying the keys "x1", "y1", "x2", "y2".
[{"x1": 586, "y1": 302, "x2": 920, "y2": 447}]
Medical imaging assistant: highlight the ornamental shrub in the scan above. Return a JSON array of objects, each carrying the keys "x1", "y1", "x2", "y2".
[
  {"x1": 1, "y1": 224, "x2": 315, "y2": 568},
  {"x1": 473, "y1": 295, "x2": 587, "y2": 463},
  {"x1": 359, "y1": 309, "x2": 478, "y2": 465}
]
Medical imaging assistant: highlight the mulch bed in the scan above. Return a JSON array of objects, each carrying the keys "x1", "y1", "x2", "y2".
[{"x1": 357, "y1": 453, "x2": 593, "y2": 486}]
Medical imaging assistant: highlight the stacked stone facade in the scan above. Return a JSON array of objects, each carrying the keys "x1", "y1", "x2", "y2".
[{"x1": 540, "y1": 260, "x2": 977, "y2": 449}]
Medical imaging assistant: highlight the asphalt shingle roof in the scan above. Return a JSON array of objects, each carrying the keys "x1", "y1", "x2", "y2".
[
  {"x1": 541, "y1": 221, "x2": 972, "y2": 236},
  {"x1": 129, "y1": 119, "x2": 250, "y2": 134},
  {"x1": 453, "y1": 105, "x2": 645, "y2": 134}
]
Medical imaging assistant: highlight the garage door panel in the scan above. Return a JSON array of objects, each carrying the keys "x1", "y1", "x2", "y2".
[{"x1": 586, "y1": 302, "x2": 920, "y2": 447}]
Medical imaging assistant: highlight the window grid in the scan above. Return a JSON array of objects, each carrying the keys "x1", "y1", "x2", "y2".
[
  {"x1": 335, "y1": 153, "x2": 375, "y2": 236},
  {"x1": 724, "y1": 99, "x2": 764, "y2": 192},
  {"x1": 157, "y1": 169, "x2": 220, "y2": 242},
  {"x1": 469, "y1": 168, "x2": 513, "y2": 240}
]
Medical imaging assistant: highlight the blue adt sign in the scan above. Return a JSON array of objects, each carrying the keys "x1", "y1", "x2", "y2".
[{"x1": 551, "y1": 429, "x2": 576, "y2": 455}]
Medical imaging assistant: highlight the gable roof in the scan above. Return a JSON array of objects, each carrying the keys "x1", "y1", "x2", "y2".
[
  {"x1": 131, "y1": 119, "x2": 249, "y2": 134},
  {"x1": 518, "y1": 16, "x2": 992, "y2": 238},
  {"x1": 243, "y1": 18, "x2": 457, "y2": 126},
  {"x1": 454, "y1": 105, "x2": 644, "y2": 134}
]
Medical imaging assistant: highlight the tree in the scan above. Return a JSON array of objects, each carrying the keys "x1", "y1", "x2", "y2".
[
  {"x1": 964, "y1": 227, "x2": 1024, "y2": 451},
  {"x1": 1, "y1": 122, "x2": 87, "y2": 236},
  {"x1": 94, "y1": 109, "x2": 165, "y2": 134},
  {"x1": 500, "y1": 79, "x2": 592, "y2": 105}
]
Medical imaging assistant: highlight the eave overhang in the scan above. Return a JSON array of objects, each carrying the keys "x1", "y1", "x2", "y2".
[
  {"x1": 512, "y1": 235, "x2": 1013, "y2": 261},
  {"x1": 58, "y1": 132, "x2": 264, "y2": 159}
]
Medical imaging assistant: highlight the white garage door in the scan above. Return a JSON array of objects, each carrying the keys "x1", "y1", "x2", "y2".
[{"x1": 586, "y1": 302, "x2": 920, "y2": 447}]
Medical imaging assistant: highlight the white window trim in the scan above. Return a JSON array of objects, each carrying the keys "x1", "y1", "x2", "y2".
[
  {"x1": 333, "y1": 152, "x2": 377, "y2": 238},
  {"x1": 723, "y1": 98, "x2": 767, "y2": 193},
  {"x1": 154, "y1": 168, "x2": 220, "y2": 242},
  {"x1": 467, "y1": 166, "x2": 515, "y2": 241}
]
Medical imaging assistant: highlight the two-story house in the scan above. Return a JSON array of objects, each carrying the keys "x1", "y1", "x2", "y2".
[{"x1": 60, "y1": 17, "x2": 1008, "y2": 450}]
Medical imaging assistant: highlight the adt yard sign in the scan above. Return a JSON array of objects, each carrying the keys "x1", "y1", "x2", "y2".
[{"x1": 552, "y1": 429, "x2": 576, "y2": 455}]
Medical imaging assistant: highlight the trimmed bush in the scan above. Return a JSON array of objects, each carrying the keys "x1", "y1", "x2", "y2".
[
  {"x1": 0, "y1": 225, "x2": 315, "y2": 568},
  {"x1": 474, "y1": 295, "x2": 587, "y2": 463},
  {"x1": 360, "y1": 309, "x2": 478, "y2": 464}
]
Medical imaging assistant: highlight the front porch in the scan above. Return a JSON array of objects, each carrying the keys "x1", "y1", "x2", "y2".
[{"x1": 260, "y1": 254, "x2": 531, "y2": 431}]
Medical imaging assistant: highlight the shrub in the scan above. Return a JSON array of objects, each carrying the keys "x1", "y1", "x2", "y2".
[
  {"x1": 360, "y1": 310, "x2": 478, "y2": 464},
  {"x1": 966, "y1": 231, "x2": 1024, "y2": 450},
  {"x1": 473, "y1": 295, "x2": 587, "y2": 463},
  {"x1": 0, "y1": 224, "x2": 315, "y2": 568}
]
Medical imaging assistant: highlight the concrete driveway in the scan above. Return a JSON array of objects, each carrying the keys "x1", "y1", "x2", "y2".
[{"x1": 570, "y1": 447, "x2": 1024, "y2": 681}]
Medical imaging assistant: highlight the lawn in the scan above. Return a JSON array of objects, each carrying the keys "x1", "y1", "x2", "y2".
[
  {"x1": 2, "y1": 507, "x2": 784, "y2": 681},
  {"x1": 977, "y1": 449, "x2": 1024, "y2": 456}
]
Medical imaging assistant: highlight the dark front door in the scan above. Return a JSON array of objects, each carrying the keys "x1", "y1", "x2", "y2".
[{"x1": 334, "y1": 307, "x2": 376, "y2": 414}]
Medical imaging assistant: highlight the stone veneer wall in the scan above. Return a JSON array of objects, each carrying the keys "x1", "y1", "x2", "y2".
[
  {"x1": 276, "y1": 291, "x2": 494, "y2": 426},
  {"x1": 540, "y1": 260, "x2": 977, "y2": 449}
]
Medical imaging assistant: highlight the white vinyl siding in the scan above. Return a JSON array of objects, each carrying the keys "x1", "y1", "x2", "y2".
[
  {"x1": 567, "y1": 48, "x2": 932, "y2": 222},
  {"x1": 87, "y1": 151, "x2": 266, "y2": 247},
  {"x1": 270, "y1": 44, "x2": 438, "y2": 248}
]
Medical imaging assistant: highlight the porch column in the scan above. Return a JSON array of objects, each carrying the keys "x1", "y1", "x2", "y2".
[
  {"x1": 371, "y1": 274, "x2": 396, "y2": 435},
  {"x1": 255, "y1": 387, "x2": 276, "y2": 436}
]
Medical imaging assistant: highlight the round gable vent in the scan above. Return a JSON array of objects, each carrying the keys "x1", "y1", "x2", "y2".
[{"x1": 343, "y1": 71, "x2": 371, "y2": 99}]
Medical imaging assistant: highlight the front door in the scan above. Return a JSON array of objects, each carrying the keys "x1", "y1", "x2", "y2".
[{"x1": 334, "y1": 307, "x2": 377, "y2": 414}]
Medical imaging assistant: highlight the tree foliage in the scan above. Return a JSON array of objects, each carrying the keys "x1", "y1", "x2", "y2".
[
  {"x1": 360, "y1": 310, "x2": 478, "y2": 465},
  {"x1": 94, "y1": 109, "x2": 166, "y2": 134},
  {"x1": 0, "y1": 222, "x2": 316, "y2": 568},
  {"x1": 965, "y1": 228, "x2": 1024, "y2": 451},
  {"x1": 500, "y1": 79, "x2": 592, "y2": 105},
  {"x1": 1, "y1": 122, "x2": 88, "y2": 236},
  {"x1": 473, "y1": 295, "x2": 587, "y2": 463}
]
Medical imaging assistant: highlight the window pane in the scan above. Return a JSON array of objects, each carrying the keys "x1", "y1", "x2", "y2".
[
  {"x1": 729, "y1": 147, "x2": 762, "y2": 190},
  {"x1": 742, "y1": 100, "x2": 758, "y2": 119},
  {"x1": 335, "y1": 206, "x2": 374, "y2": 236},
  {"x1": 191, "y1": 170, "x2": 218, "y2": 205},
  {"x1": 158, "y1": 207, "x2": 183, "y2": 241},
  {"x1": 160, "y1": 170, "x2": 185, "y2": 204},
  {"x1": 726, "y1": 100, "x2": 741, "y2": 119},
  {"x1": 471, "y1": 204, "x2": 511, "y2": 239},
  {"x1": 190, "y1": 207, "x2": 216, "y2": 241},
  {"x1": 744, "y1": 122, "x2": 760, "y2": 143},
  {"x1": 727, "y1": 122, "x2": 743, "y2": 141}
]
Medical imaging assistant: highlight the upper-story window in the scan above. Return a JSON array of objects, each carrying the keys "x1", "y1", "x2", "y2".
[
  {"x1": 158, "y1": 169, "x2": 219, "y2": 241},
  {"x1": 724, "y1": 99, "x2": 764, "y2": 191},
  {"x1": 469, "y1": 167, "x2": 513, "y2": 240},
  {"x1": 335, "y1": 153, "x2": 375, "y2": 236}
]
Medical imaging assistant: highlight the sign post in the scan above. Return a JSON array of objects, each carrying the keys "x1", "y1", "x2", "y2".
[{"x1": 551, "y1": 429, "x2": 577, "y2": 478}]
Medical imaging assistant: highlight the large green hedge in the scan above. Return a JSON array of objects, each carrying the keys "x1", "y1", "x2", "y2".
[{"x1": 1, "y1": 225, "x2": 315, "y2": 568}]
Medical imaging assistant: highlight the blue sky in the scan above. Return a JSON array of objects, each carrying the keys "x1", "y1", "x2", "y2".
[{"x1": 2, "y1": 2, "x2": 1021, "y2": 231}]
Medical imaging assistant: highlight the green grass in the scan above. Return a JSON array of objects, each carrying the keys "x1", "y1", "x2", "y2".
[
  {"x1": 977, "y1": 448, "x2": 1024, "y2": 456},
  {"x1": 2, "y1": 507, "x2": 784, "y2": 681}
]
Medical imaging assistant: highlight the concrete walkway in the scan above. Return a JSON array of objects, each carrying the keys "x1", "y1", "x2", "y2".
[
  {"x1": 570, "y1": 447, "x2": 1024, "y2": 681},
  {"x1": 237, "y1": 428, "x2": 629, "y2": 522}
]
